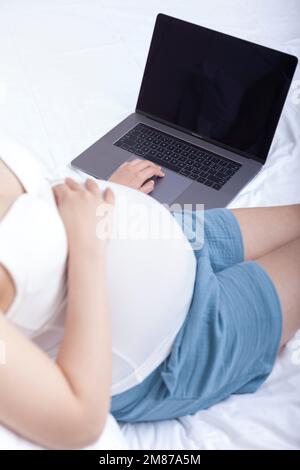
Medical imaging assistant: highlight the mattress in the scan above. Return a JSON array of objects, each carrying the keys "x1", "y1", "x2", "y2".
[{"x1": 0, "y1": 0, "x2": 299, "y2": 450}]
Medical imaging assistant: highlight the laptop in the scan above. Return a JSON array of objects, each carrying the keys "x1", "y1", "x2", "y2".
[{"x1": 71, "y1": 14, "x2": 297, "y2": 208}]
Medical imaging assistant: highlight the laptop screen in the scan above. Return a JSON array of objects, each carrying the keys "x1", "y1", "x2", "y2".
[{"x1": 136, "y1": 14, "x2": 297, "y2": 163}]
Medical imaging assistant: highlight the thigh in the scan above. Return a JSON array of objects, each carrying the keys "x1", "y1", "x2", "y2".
[
  {"x1": 231, "y1": 205, "x2": 300, "y2": 261},
  {"x1": 255, "y1": 237, "x2": 300, "y2": 347}
]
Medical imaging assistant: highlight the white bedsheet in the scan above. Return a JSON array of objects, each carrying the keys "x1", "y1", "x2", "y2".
[{"x1": 0, "y1": 0, "x2": 299, "y2": 450}]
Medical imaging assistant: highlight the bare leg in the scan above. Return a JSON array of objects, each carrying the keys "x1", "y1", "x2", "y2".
[
  {"x1": 255, "y1": 237, "x2": 300, "y2": 348},
  {"x1": 231, "y1": 205, "x2": 300, "y2": 260}
]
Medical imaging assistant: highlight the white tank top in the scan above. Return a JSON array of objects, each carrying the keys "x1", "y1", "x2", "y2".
[{"x1": 0, "y1": 142, "x2": 196, "y2": 395}]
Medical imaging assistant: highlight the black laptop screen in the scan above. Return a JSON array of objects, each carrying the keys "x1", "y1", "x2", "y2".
[{"x1": 136, "y1": 14, "x2": 297, "y2": 163}]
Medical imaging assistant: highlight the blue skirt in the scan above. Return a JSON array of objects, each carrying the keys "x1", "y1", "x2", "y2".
[{"x1": 110, "y1": 208, "x2": 282, "y2": 422}]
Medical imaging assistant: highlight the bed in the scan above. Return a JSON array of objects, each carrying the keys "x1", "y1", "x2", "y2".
[{"x1": 0, "y1": 0, "x2": 299, "y2": 450}]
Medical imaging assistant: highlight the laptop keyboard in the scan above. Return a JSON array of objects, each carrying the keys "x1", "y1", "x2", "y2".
[{"x1": 114, "y1": 123, "x2": 241, "y2": 191}]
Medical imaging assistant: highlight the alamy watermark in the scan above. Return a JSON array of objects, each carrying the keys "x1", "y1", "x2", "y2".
[{"x1": 96, "y1": 197, "x2": 205, "y2": 250}]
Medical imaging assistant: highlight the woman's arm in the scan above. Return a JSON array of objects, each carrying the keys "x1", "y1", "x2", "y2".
[{"x1": 0, "y1": 178, "x2": 114, "y2": 449}]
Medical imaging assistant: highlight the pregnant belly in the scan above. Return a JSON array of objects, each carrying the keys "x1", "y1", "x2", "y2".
[{"x1": 100, "y1": 180, "x2": 197, "y2": 395}]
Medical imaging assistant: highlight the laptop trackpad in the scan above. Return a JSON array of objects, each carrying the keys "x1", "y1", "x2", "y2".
[{"x1": 151, "y1": 168, "x2": 191, "y2": 205}]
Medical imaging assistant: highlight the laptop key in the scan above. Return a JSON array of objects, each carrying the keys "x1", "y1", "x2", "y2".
[
  {"x1": 196, "y1": 176, "x2": 206, "y2": 184},
  {"x1": 135, "y1": 148, "x2": 146, "y2": 156},
  {"x1": 208, "y1": 174, "x2": 223, "y2": 184},
  {"x1": 180, "y1": 168, "x2": 191, "y2": 176}
]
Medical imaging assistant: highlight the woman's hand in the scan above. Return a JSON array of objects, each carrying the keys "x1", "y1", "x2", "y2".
[
  {"x1": 53, "y1": 177, "x2": 115, "y2": 252},
  {"x1": 109, "y1": 158, "x2": 165, "y2": 193}
]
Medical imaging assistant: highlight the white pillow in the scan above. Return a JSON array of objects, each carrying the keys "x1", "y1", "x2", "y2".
[{"x1": 98, "y1": 181, "x2": 197, "y2": 395}]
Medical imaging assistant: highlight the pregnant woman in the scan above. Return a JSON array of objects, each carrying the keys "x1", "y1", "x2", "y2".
[{"x1": 0, "y1": 145, "x2": 299, "y2": 449}]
